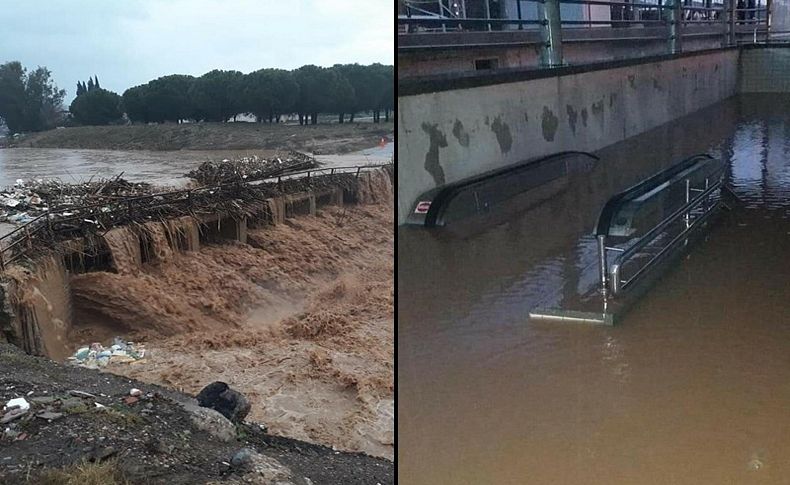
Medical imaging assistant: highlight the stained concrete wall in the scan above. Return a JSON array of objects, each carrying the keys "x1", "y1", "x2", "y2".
[
  {"x1": 397, "y1": 48, "x2": 739, "y2": 224},
  {"x1": 399, "y1": 35, "x2": 727, "y2": 79}
]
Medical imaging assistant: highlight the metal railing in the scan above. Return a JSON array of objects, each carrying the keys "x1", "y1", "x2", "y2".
[
  {"x1": 594, "y1": 154, "x2": 724, "y2": 299},
  {"x1": 398, "y1": 0, "x2": 770, "y2": 66},
  {"x1": 0, "y1": 163, "x2": 390, "y2": 270}
]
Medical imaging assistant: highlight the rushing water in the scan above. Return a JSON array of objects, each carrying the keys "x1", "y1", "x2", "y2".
[{"x1": 398, "y1": 94, "x2": 790, "y2": 484}]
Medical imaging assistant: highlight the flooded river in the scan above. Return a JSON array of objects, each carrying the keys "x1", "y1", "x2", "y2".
[
  {"x1": 398, "y1": 94, "x2": 790, "y2": 484},
  {"x1": 0, "y1": 143, "x2": 393, "y2": 188}
]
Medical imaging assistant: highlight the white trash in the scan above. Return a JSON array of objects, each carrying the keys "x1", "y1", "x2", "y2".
[{"x1": 4, "y1": 398, "x2": 30, "y2": 412}]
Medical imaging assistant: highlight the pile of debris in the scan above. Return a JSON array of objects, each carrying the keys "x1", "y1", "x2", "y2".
[
  {"x1": 185, "y1": 151, "x2": 319, "y2": 185},
  {"x1": 0, "y1": 176, "x2": 155, "y2": 225},
  {"x1": 68, "y1": 338, "x2": 146, "y2": 369}
]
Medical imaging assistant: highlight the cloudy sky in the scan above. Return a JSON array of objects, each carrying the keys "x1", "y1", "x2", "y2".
[{"x1": 0, "y1": 0, "x2": 393, "y2": 102}]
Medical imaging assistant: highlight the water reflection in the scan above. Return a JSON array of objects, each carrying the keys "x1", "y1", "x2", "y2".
[{"x1": 398, "y1": 94, "x2": 790, "y2": 484}]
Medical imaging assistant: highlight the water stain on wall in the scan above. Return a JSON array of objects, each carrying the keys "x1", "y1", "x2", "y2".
[
  {"x1": 566, "y1": 105, "x2": 578, "y2": 135},
  {"x1": 420, "y1": 122, "x2": 448, "y2": 186},
  {"x1": 452, "y1": 119, "x2": 470, "y2": 147},
  {"x1": 490, "y1": 116, "x2": 513, "y2": 153},
  {"x1": 542, "y1": 107, "x2": 559, "y2": 142},
  {"x1": 581, "y1": 108, "x2": 588, "y2": 128},
  {"x1": 627, "y1": 74, "x2": 636, "y2": 89},
  {"x1": 609, "y1": 92, "x2": 617, "y2": 108},
  {"x1": 591, "y1": 99, "x2": 605, "y2": 129},
  {"x1": 592, "y1": 99, "x2": 604, "y2": 117}
]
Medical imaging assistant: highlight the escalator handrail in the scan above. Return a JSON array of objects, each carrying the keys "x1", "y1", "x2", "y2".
[{"x1": 424, "y1": 150, "x2": 600, "y2": 227}]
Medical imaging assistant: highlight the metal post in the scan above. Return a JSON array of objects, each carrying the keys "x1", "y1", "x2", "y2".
[
  {"x1": 538, "y1": 0, "x2": 564, "y2": 67},
  {"x1": 23, "y1": 226, "x2": 31, "y2": 251},
  {"x1": 721, "y1": 1, "x2": 729, "y2": 45},
  {"x1": 597, "y1": 235, "x2": 609, "y2": 300},
  {"x1": 765, "y1": 0, "x2": 772, "y2": 41},
  {"x1": 439, "y1": 0, "x2": 446, "y2": 32},
  {"x1": 668, "y1": 0, "x2": 682, "y2": 54},
  {"x1": 484, "y1": 0, "x2": 492, "y2": 31},
  {"x1": 729, "y1": 0, "x2": 736, "y2": 44},
  {"x1": 684, "y1": 178, "x2": 691, "y2": 228},
  {"x1": 516, "y1": 0, "x2": 524, "y2": 29}
]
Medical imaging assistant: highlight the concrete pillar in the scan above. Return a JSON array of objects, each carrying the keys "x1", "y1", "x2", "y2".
[
  {"x1": 538, "y1": 0, "x2": 564, "y2": 67},
  {"x1": 668, "y1": 0, "x2": 683, "y2": 54},
  {"x1": 729, "y1": 0, "x2": 736, "y2": 45}
]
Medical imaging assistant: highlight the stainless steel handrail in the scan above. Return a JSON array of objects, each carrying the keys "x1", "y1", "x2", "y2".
[
  {"x1": 609, "y1": 180, "x2": 721, "y2": 294},
  {"x1": 595, "y1": 155, "x2": 724, "y2": 300}
]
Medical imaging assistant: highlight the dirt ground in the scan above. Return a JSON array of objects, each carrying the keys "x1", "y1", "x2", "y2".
[
  {"x1": 66, "y1": 194, "x2": 394, "y2": 459},
  {"x1": 4, "y1": 121, "x2": 394, "y2": 153},
  {"x1": 0, "y1": 343, "x2": 393, "y2": 484}
]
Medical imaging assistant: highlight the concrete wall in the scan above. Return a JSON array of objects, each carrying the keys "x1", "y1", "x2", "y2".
[
  {"x1": 740, "y1": 47, "x2": 790, "y2": 92},
  {"x1": 397, "y1": 48, "x2": 739, "y2": 223},
  {"x1": 399, "y1": 36, "x2": 727, "y2": 79}
]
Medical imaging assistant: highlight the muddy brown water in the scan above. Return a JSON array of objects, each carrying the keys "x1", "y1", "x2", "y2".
[
  {"x1": 398, "y1": 94, "x2": 790, "y2": 484},
  {"x1": 0, "y1": 143, "x2": 393, "y2": 188}
]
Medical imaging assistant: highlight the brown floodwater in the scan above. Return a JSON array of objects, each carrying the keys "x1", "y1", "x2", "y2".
[
  {"x1": 397, "y1": 94, "x2": 790, "y2": 484},
  {"x1": 0, "y1": 142, "x2": 393, "y2": 188}
]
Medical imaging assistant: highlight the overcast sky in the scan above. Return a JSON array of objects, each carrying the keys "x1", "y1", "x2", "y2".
[{"x1": 0, "y1": 0, "x2": 393, "y2": 102}]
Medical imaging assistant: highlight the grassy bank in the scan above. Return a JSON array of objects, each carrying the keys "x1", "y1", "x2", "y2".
[{"x1": 5, "y1": 121, "x2": 394, "y2": 153}]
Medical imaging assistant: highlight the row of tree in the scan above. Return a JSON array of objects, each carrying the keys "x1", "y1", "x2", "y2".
[
  {"x1": 0, "y1": 61, "x2": 394, "y2": 132},
  {"x1": 119, "y1": 63, "x2": 393, "y2": 125}
]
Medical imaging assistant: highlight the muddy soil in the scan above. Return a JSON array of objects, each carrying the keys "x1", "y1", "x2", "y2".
[
  {"x1": 67, "y1": 198, "x2": 394, "y2": 459},
  {"x1": 0, "y1": 343, "x2": 393, "y2": 484},
  {"x1": 5, "y1": 122, "x2": 394, "y2": 153}
]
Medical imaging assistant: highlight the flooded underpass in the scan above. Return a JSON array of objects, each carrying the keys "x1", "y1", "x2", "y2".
[{"x1": 397, "y1": 94, "x2": 790, "y2": 484}]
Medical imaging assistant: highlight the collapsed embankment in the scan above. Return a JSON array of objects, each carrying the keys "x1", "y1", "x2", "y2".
[
  {"x1": 0, "y1": 167, "x2": 395, "y2": 460},
  {"x1": 4, "y1": 121, "x2": 394, "y2": 153}
]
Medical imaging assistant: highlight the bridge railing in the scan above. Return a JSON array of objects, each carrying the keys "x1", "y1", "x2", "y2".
[
  {"x1": 0, "y1": 163, "x2": 390, "y2": 270},
  {"x1": 398, "y1": 0, "x2": 770, "y2": 67}
]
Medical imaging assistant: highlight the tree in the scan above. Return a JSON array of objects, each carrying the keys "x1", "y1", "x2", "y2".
[
  {"x1": 293, "y1": 65, "x2": 340, "y2": 125},
  {"x1": 144, "y1": 74, "x2": 195, "y2": 123},
  {"x1": 188, "y1": 70, "x2": 243, "y2": 122},
  {"x1": 326, "y1": 67, "x2": 355, "y2": 124},
  {"x1": 377, "y1": 65, "x2": 394, "y2": 122},
  {"x1": 94, "y1": 75, "x2": 100, "y2": 90},
  {"x1": 76, "y1": 81, "x2": 85, "y2": 97},
  {"x1": 0, "y1": 61, "x2": 65, "y2": 133},
  {"x1": 333, "y1": 64, "x2": 376, "y2": 122},
  {"x1": 368, "y1": 64, "x2": 393, "y2": 123},
  {"x1": 242, "y1": 69, "x2": 299, "y2": 123},
  {"x1": 70, "y1": 88, "x2": 122, "y2": 125},
  {"x1": 121, "y1": 84, "x2": 150, "y2": 123}
]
